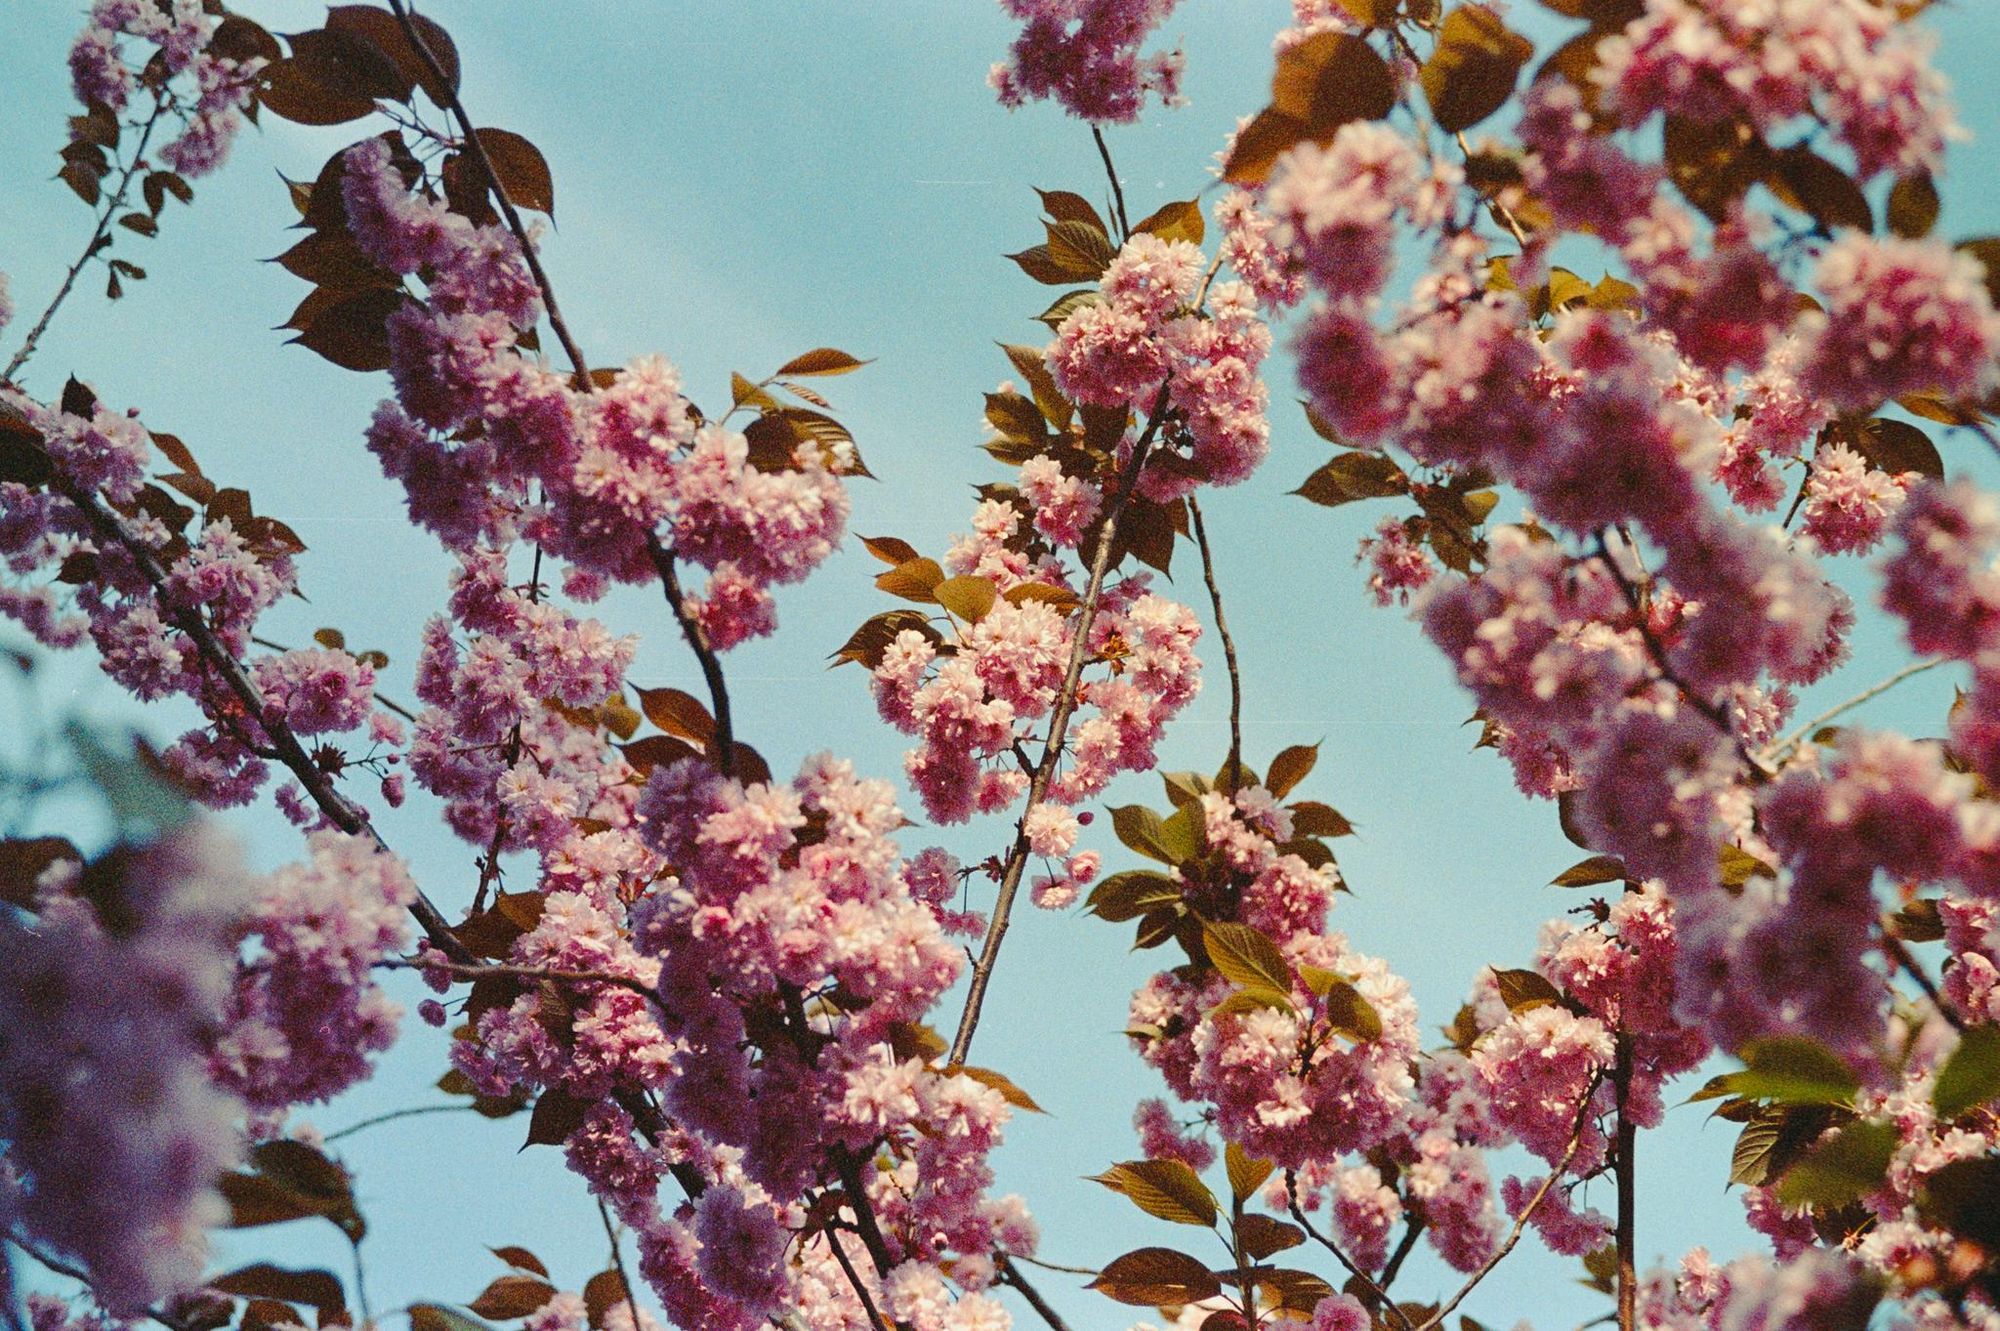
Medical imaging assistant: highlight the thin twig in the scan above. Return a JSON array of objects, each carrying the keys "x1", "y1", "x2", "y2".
[
  {"x1": 1003, "y1": 1253, "x2": 1099, "y2": 1278},
  {"x1": 1407, "y1": 1075, "x2": 1604, "y2": 1331},
  {"x1": 1884, "y1": 932, "x2": 1966, "y2": 1033},
  {"x1": 47, "y1": 474, "x2": 470, "y2": 961},
  {"x1": 384, "y1": 0, "x2": 590, "y2": 390},
  {"x1": 380, "y1": 956, "x2": 670, "y2": 1015},
  {"x1": 596, "y1": 1200, "x2": 642, "y2": 1331},
  {"x1": 1764, "y1": 657, "x2": 1947, "y2": 765},
  {"x1": 323, "y1": 1102, "x2": 479, "y2": 1143},
  {"x1": 1188, "y1": 497, "x2": 1242, "y2": 791},
  {"x1": 3, "y1": 98, "x2": 167, "y2": 385},
  {"x1": 996, "y1": 1255, "x2": 1076, "y2": 1331},
  {"x1": 1377, "y1": 1217, "x2": 1425, "y2": 1293},
  {"x1": 1612, "y1": 1036, "x2": 1636, "y2": 1331},
  {"x1": 1090, "y1": 124, "x2": 1131, "y2": 241},
  {"x1": 1591, "y1": 533, "x2": 1773, "y2": 782},
  {"x1": 1286, "y1": 1172, "x2": 1412, "y2": 1331},
  {"x1": 825, "y1": 1232, "x2": 891, "y2": 1331},
  {"x1": 249, "y1": 635, "x2": 420, "y2": 723},
  {"x1": 947, "y1": 384, "x2": 1174, "y2": 1067}
]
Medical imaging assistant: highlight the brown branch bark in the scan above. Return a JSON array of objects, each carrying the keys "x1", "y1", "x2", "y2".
[
  {"x1": 946, "y1": 384, "x2": 1173, "y2": 1067},
  {"x1": 3, "y1": 98, "x2": 167, "y2": 386},
  {"x1": 1188, "y1": 497, "x2": 1242, "y2": 791},
  {"x1": 383, "y1": 0, "x2": 590, "y2": 391},
  {"x1": 648, "y1": 538, "x2": 736, "y2": 778},
  {"x1": 996, "y1": 1256, "x2": 1075, "y2": 1331},
  {"x1": 1613, "y1": 1037, "x2": 1636, "y2": 1331}
]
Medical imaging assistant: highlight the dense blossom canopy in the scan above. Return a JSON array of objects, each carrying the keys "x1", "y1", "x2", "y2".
[{"x1": 8, "y1": 2, "x2": 2000, "y2": 1331}]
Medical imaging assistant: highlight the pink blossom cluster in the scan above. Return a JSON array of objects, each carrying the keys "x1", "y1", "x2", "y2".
[
  {"x1": 0, "y1": 823, "x2": 251, "y2": 1315},
  {"x1": 988, "y1": 0, "x2": 1185, "y2": 124},
  {"x1": 1632, "y1": 1247, "x2": 1878, "y2": 1331},
  {"x1": 1044, "y1": 233, "x2": 1274, "y2": 493},
  {"x1": 439, "y1": 745, "x2": 1034, "y2": 1330},
  {"x1": 0, "y1": 385, "x2": 409, "y2": 812},
  {"x1": 872, "y1": 520, "x2": 1201, "y2": 823},
  {"x1": 212, "y1": 831, "x2": 416, "y2": 1115},
  {"x1": 406, "y1": 548, "x2": 636, "y2": 850},
  {"x1": 67, "y1": 0, "x2": 263, "y2": 178},
  {"x1": 343, "y1": 136, "x2": 848, "y2": 651},
  {"x1": 1595, "y1": 0, "x2": 1957, "y2": 179}
]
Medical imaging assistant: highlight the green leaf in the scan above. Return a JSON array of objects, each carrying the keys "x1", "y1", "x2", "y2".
[
  {"x1": 1086, "y1": 870, "x2": 1183, "y2": 923},
  {"x1": 777, "y1": 347, "x2": 869, "y2": 377},
  {"x1": 1552, "y1": 855, "x2": 1628, "y2": 887},
  {"x1": 1491, "y1": 967, "x2": 1562, "y2": 1013},
  {"x1": 410, "y1": 1307, "x2": 498, "y2": 1331},
  {"x1": 1293, "y1": 452, "x2": 1408, "y2": 506},
  {"x1": 1204, "y1": 921, "x2": 1294, "y2": 995},
  {"x1": 1087, "y1": 1160, "x2": 1220, "y2": 1228},
  {"x1": 943, "y1": 1064, "x2": 1048, "y2": 1114},
  {"x1": 935, "y1": 575, "x2": 998, "y2": 623},
  {"x1": 1288, "y1": 801, "x2": 1354, "y2": 838},
  {"x1": 1110, "y1": 805, "x2": 1176, "y2": 864},
  {"x1": 1774, "y1": 1118, "x2": 1897, "y2": 1209},
  {"x1": 1225, "y1": 1142, "x2": 1273, "y2": 1202},
  {"x1": 1208, "y1": 986, "x2": 1296, "y2": 1019},
  {"x1": 1318, "y1": 977, "x2": 1384, "y2": 1042},
  {"x1": 1421, "y1": 5, "x2": 1534, "y2": 133},
  {"x1": 1888, "y1": 171, "x2": 1940, "y2": 239},
  {"x1": 1933, "y1": 1025, "x2": 2000, "y2": 1121},
  {"x1": 1237, "y1": 1213, "x2": 1307, "y2": 1260},
  {"x1": 1725, "y1": 1037, "x2": 1862, "y2": 1107},
  {"x1": 1133, "y1": 199, "x2": 1205, "y2": 246},
  {"x1": 1270, "y1": 31, "x2": 1397, "y2": 134}
]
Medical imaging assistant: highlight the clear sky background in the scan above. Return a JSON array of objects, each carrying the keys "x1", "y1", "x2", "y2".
[{"x1": 6, "y1": 3, "x2": 2000, "y2": 1328}]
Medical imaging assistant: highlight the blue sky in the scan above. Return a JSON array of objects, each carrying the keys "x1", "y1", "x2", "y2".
[{"x1": 6, "y1": 3, "x2": 2000, "y2": 1328}]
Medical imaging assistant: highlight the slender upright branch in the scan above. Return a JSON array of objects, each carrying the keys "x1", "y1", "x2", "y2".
[
  {"x1": 1090, "y1": 124, "x2": 1131, "y2": 240},
  {"x1": 3, "y1": 98, "x2": 167, "y2": 385},
  {"x1": 384, "y1": 0, "x2": 590, "y2": 389},
  {"x1": 1377, "y1": 1218, "x2": 1425, "y2": 1293},
  {"x1": 1407, "y1": 1075, "x2": 1603, "y2": 1331},
  {"x1": 825, "y1": 1233, "x2": 891, "y2": 1331},
  {"x1": 596, "y1": 1200, "x2": 643, "y2": 1331},
  {"x1": 947, "y1": 384, "x2": 1173, "y2": 1067},
  {"x1": 996, "y1": 1255, "x2": 1076, "y2": 1331},
  {"x1": 1188, "y1": 497, "x2": 1243, "y2": 791},
  {"x1": 1612, "y1": 1036, "x2": 1637, "y2": 1331},
  {"x1": 1286, "y1": 1172, "x2": 1412, "y2": 1331}
]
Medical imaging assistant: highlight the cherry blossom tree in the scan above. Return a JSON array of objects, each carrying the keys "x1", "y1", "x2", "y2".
[{"x1": 7, "y1": 2, "x2": 2000, "y2": 1331}]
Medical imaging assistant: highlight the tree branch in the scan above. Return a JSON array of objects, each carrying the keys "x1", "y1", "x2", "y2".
[
  {"x1": 996, "y1": 1256, "x2": 1075, "y2": 1331},
  {"x1": 947, "y1": 384, "x2": 1174, "y2": 1067},
  {"x1": 647, "y1": 538, "x2": 736, "y2": 778},
  {"x1": 1090, "y1": 124, "x2": 1131, "y2": 241},
  {"x1": 1613, "y1": 1036, "x2": 1636, "y2": 1331},
  {"x1": 3, "y1": 97, "x2": 167, "y2": 386},
  {"x1": 1764, "y1": 657, "x2": 1947, "y2": 766},
  {"x1": 1408, "y1": 1074, "x2": 1604, "y2": 1331},
  {"x1": 383, "y1": 0, "x2": 590, "y2": 390},
  {"x1": 48, "y1": 475, "x2": 470, "y2": 962},
  {"x1": 1188, "y1": 497, "x2": 1242, "y2": 791},
  {"x1": 1286, "y1": 1171, "x2": 1412, "y2": 1331}
]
